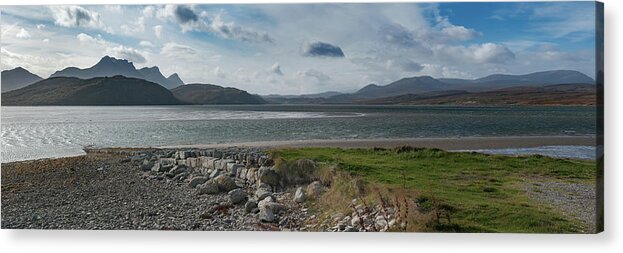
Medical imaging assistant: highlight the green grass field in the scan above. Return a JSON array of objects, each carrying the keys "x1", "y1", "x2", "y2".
[{"x1": 273, "y1": 147, "x2": 596, "y2": 233}]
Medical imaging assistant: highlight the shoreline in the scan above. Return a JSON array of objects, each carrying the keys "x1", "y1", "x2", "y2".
[
  {"x1": 159, "y1": 135, "x2": 597, "y2": 150},
  {"x1": 1, "y1": 136, "x2": 596, "y2": 164}
]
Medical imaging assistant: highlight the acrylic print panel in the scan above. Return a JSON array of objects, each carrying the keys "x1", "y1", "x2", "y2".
[{"x1": 0, "y1": 1, "x2": 604, "y2": 233}]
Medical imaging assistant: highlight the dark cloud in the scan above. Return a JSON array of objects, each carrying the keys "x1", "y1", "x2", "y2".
[
  {"x1": 380, "y1": 23, "x2": 418, "y2": 47},
  {"x1": 302, "y1": 42, "x2": 345, "y2": 58},
  {"x1": 174, "y1": 5, "x2": 198, "y2": 24}
]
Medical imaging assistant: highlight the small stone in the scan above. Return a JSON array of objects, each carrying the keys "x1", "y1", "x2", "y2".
[{"x1": 351, "y1": 215, "x2": 361, "y2": 227}]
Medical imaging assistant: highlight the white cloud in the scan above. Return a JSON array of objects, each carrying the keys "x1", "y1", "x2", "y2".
[
  {"x1": 121, "y1": 17, "x2": 146, "y2": 35},
  {"x1": 161, "y1": 42, "x2": 197, "y2": 56},
  {"x1": 106, "y1": 45, "x2": 147, "y2": 64},
  {"x1": 143, "y1": 6, "x2": 156, "y2": 17},
  {"x1": 270, "y1": 62, "x2": 283, "y2": 75},
  {"x1": 36, "y1": 24, "x2": 46, "y2": 30},
  {"x1": 49, "y1": 6, "x2": 106, "y2": 30},
  {"x1": 437, "y1": 43, "x2": 516, "y2": 64},
  {"x1": 297, "y1": 69, "x2": 331, "y2": 84},
  {"x1": 153, "y1": 25, "x2": 163, "y2": 38},
  {"x1": 43, "y1": 38, "x2": 50, "y2": 43},
  {"x1": 76, "y1": 33, "x2": 147, "y2": 64},
  {"x1": 213, "y1": 66, "x2": 226, "y2": 78},
  {"x1": 139, "y1": 41, "x2": 155, "y2": 48},
  {"x1": 15, "y1": 28, "x2": 31, "y2": 38}
]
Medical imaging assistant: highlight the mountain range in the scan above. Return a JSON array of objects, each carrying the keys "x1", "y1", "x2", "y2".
[
  {"x1": 1, "y1": 75, "x2": 267, "y2": 106},
  {"x1": 50, "y1": 56, "x2": 184, "y2": 89},
  {"x1": 1, "y1": 55, "x2": 596, "y2": 105}
]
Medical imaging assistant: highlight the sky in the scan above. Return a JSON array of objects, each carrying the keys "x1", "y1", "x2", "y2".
[{"x1": 0, "y1": 1, "x2": 598, "y2": 95}]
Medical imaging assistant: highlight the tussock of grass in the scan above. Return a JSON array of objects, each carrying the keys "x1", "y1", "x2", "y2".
[{"x1": 272, "y1": 147, "x2": 596, "y2": 233}]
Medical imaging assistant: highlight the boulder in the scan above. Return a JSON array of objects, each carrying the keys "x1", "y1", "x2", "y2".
[
  {"x1": 294, "y1": 186, "x2": 306, "y2": 203},
  {"x1": 255, "y1": 184, "x2": 273, "y2": 200},
  {"x1": 259, "y1": 207, "x2": 274, "y2": 223},
  {"x1": 258, "y1": 166, "x2": 280, "y2": 187},
  {"x1": 214, "y1": 175, "x2": 238, "y2": 192},
  {"x1": 258, "y1": 196, "x2": 275, "y2": 222},
  {"x1": 188, "y1": 176, "x2": 209, "y2": 188},
  {"x1": 209, "y1": 169, "x2": 221, "y2": 179},
  {"x1": 306, "y1": 181, "x2": 324, "y2": 199},
  {"x1": 244, "y1": 199, "x2": 258, "y2": 213},
  {"x1": 196, "y1": 181, "x2": 219, "y2": 195},
  {"x1": 229, "y1": 189, "x2": 248, "y2": 204},
  {"x1": 375, "y1": 216, "x2": 388, "y2": 231},
  {"x1": 140, "y1": 159, "x2": 154, "y2": 171},
  {"x1": 168, "y1": 165, "x2": 188, "y2": 176}
]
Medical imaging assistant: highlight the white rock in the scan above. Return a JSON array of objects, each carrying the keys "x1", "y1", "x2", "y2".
[{"x1": 294, "y1": 186, "x2": 306, "y2": 203}]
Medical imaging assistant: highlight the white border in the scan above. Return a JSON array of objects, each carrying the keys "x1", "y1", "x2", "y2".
[{"x1": 1, "y1": 1, "x2": 620, "y2": 253}]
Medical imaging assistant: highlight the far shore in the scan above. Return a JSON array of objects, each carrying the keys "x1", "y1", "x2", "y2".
[{"x1": 159, "y1": 135, "x2": 596, "y2": 150}]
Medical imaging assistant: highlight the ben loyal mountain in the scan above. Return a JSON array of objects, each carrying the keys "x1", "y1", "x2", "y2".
[
  {"x1": 1, "y1": 55, "x2": 595, "y2": 106},
  {"x1": 50, "y1": 56, "x2": 184, "y2": 89}
]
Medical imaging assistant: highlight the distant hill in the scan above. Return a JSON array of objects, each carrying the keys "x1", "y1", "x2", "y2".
[
  {"x1": 263, "y1": 91, "x2": 343, "y2": 104},
  {"x1": 363, "y1": 83, "x2": 597, "y2": 106},
  {"x1": 1, "y1": 76, "x2": 180, "y2": 106},
  {"x1": 438, "y1": 70, "x2": 594, "y2": 91},
  {"x1": 50, "y1": 56, "x2": 184, "y2": 89},
  {"x1": 320, "y1": 70, "x2": 595, "y2": 104},
  {"x1": 1, "y1": 67, "x2": 43, "y2": 92},
  {"x1": 171, "y1": 83, "x2": 267, "y2": 104}
]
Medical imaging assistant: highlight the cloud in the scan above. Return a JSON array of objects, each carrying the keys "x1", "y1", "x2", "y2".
[
  {"x1": 49, "y1": 5, "x2": 105, "y2": 30},
  {"x1": 153, "y1": 25, "x2": 163, "y2": 38},
  {"x1": 15, "y1": 28, "x2": 31, "y2": 38},
  {"x1": 76, "y1": 33, "x2": 105, "y2": 44},
  {"x1": 139, "y1": 41, "x2": 155, "y2": 47},
  {"x1": 213, "y1": 66, "x2": 226, "y2": 78},
  {"x1": 437, "y1": 43, "x2": 515, "y2": 64},
  {"x1": 207, "y1": 14, "x2": 274, "y2": 43},
  {"x1": 386, "y1": 58, "x2": 423, "y2": 72},
  {"x1": 157, "y1": 5, "x2": 273, "y2": 43},
  {"x1": 36, "y1": 24, "x2": 46, "y2": 30},
  {"x1": 174, "y1": 5, "x2": 198, "y2": 23},
  {"x1": 270, "y1": 62, "x2": 283, "y2": 75},
  {"x1": 106, "y1": 45, "x2": 147, "y2": 64},
  {"x1": 42, "y1": 38, "x2": 50, "y2": 43},
  {"x1": 143, "y1": 6, "x2": 156, "y2": 17},
  {"x1": 121, "y1": 17, "x2": 146, "y2": 35},
  {"x1": 161, "y1": 42, "x2": 197, "y2": 56},
  {"x1": 302, "y1": 42, "x2": 345, "y2": 57},
  {"x1": 297, "y1": 69, "x2": 331, "y2": 83},
  {"x1": 380, "y1": 23, "x2": 419, "y2": 47},
  {"x1": 76, "y1": 33, "x2": 147, "y2": 64},
  {"x1": 440, "y1": 25, "x2": 480, "y2": 41}
]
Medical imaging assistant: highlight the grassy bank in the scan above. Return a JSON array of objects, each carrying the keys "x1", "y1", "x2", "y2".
[{"x1": 272, "y1": 147, "x2": 596, "y2": 233}]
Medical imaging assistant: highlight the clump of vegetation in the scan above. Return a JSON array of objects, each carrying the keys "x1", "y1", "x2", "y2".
[{"x1": 272, "y1": 146, "x2": 596, "y2": 233}]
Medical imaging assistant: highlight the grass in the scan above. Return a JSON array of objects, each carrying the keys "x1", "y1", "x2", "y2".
[{"x1": 271, "y1": 147, "x2": 596, "y2": 233}]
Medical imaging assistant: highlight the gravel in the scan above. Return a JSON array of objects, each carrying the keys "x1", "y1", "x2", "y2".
[
  {"x1": 523, "y1": 180, "x2": 597, "y2": 233},
  {"x1": 0, "y1": 152, "x2": 306, "y2": 231}
]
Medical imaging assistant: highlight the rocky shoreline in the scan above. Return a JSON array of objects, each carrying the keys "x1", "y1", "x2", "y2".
[{"x1": 1, "y1": 148, "x2": 401, "y2": 231}]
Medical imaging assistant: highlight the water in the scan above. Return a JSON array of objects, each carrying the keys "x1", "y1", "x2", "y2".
[
  {"x1": 457, "y1": 146, "x2": 597, "y2": 160},
  {"x1": 1, "y1": 105, "x2": 597, "y2": 163}
]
